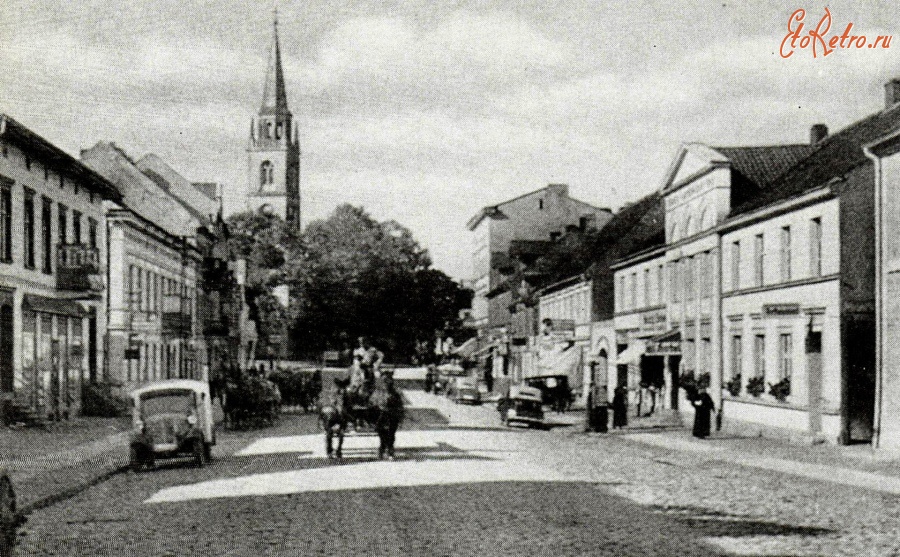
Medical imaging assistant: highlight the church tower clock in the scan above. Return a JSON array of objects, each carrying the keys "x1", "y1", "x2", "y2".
[{"x1": 247, "y1": 14, "x2": 301, "y2": 230}]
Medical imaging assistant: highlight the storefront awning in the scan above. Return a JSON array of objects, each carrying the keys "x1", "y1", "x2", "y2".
[
  {"x1": 645, "y1": 329, "x2": 681, "y2": 356},
  {"x1": 616, "y1": 340, "x2": 646, "y2": 365},
  {"x1": 453, "y1": 337, "x2": 478, "y2": 359},
  {"x1": 473, "y1": 342, "x2": 498, "y2": 357},
  {"x1": 22, "y1": 294, "x2": 86, "y2": 317}
]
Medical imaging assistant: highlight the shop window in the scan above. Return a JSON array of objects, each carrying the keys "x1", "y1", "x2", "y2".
[
  {"x1": 781, "y1": 226, "x2": 792, "y2": 282},
  {"x1": 730, "y1": 335, "x2": 742, "y2": 380},
  {"x1": 779, "y1": 333, "x2": 793, "y2": 380},
  {"x1": 754, "y1": 334, "x2": 766, "y2": 378}
]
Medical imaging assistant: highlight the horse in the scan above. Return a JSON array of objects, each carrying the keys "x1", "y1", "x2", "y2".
[
  {"x1": 370, "y1": 374, "x2": 405, "y2": 459},
  {"x1": 319, "y1": 378, "x2": 351, "y2": 459}
]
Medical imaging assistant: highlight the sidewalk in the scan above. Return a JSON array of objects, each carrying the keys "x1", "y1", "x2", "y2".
[
  {"x1": 612, "y1": 424, "x2": 900, "y2": 496},
  {"x1": 0, "y1": 417, "x2": 131, "y2": 513}
]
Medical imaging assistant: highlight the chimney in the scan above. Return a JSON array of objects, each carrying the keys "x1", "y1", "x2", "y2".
[
  {"x1": 885, "y1": 78, "x2": 900, "y2": 109},
  {"x1": 810, "y1": 124, "x2": 828, "y2": 144},
  {"x1": 547, "y1": 183, "x2": 569, "y2": 197}
]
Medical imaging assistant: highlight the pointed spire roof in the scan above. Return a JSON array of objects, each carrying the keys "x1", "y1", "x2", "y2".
[{"x1": 260, "y1": 11, "x2": 289, "y2": 115}]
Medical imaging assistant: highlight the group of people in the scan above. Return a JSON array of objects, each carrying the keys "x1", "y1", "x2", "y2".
[{"x1": 588, "y1": 384, "x2": 716, "y2": 439}]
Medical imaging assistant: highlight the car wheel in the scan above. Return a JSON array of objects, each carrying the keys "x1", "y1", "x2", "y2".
[
  {"x1": 0, "y1": 472, "x2": 17, "y2": 557},
  {"x1": 193, "y1": 439, "x2": 206, "y2": 468}
]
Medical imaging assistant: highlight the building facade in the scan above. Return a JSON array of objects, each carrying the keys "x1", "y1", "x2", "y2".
[
  {"x1": 467, "y1": 183, "x2": 612, "y2": 372},
  {"x1": 0, "y1": 115, "x2": 122, "y2": 421},
  {"x1": 82, "y1": 142, "x2": 219, "y2": 392},
  {"x1": 247, "y1": 16, "x2": 301, "y2": 231}
]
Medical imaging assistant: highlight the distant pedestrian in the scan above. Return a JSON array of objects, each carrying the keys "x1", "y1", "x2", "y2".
[
  {"x1": 692, "y1": 388, "x2": 715, "y2": 439},
  {"x1": 612, "y1": 386, "x2": 628, "y2": 429},
  {"x1": 372, "y1": 372, "x2": 404, "y2": 459},
  {"x1": 484, "y1": 365, "x2": 493, "y2": 393},
  {"x1": 424, "y1": 364, "x2": 435, "y2": 393}
]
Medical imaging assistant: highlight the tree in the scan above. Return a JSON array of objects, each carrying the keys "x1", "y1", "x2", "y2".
[{"x1": 285, "y1": 204, "x2": 470, "y2": 361}]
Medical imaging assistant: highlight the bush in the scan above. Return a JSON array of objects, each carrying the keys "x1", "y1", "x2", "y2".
[
  {"x1": 725, "y1": 374, "x2": 742, "y2": 397},
  {"x1": 82, "y1": 382, "x2": 129, "y2": 417},
  {"x1": 769, "y1": 377, "x2": 791, "y2": 402},
  {"x1": 746, "y1": 375, "x2": 765, "y2": 397}
]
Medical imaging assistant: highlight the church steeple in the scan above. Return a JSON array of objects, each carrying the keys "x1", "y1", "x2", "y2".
[
  {"x1": 246, "y1": 7, "x2": 301, "y2": 231},
  {"x1": 260, "y1": 11, "x2": 289, "y2": 116}
]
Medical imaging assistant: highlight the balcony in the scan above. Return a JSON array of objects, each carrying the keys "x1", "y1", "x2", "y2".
[{"x1": 56, "y1": 244, "x2": 102, "y2": 294}]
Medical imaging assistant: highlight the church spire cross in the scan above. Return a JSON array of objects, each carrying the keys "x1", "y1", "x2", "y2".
[{"x1": 260, "y1": 8, "x2": 289, "y2": 116}]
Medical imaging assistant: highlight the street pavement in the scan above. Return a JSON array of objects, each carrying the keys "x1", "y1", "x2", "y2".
[{"x1": 12, "y1": 391, "x2": 900, "y2": 555}]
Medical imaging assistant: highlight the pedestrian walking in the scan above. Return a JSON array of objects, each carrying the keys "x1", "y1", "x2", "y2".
[
  {"x1": 424, "y1": 364, "x2": 435, "y2": 393},
  {"x1": 484, "y1": 365, "x2": 493, "y2": 393},
  {"x1": 612, "y1": 386, "x2": 628, "y2": 429},
  {"x1": 692, "y1": 388, "x2": 715, "y2": 439}
]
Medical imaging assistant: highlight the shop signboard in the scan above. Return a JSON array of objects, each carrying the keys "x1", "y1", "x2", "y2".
[{"x1": 763, "y1": 303, "x2": 801, "y2": 316}]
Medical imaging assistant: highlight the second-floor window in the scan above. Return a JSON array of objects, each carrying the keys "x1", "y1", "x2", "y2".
[
  {"x1": 23, "y1": 190, "x2": 35, "y2": 269},
  {"x1": 810, "y1": 217, "x2": 822, "y2": 277},
  {"x1": 72, "y1": 210, "x2": 82, "y2": 244},
  {"x1": 671, "y1": 260, "x2": 681, "y2": 303},
  {"x1": 0, "y1": 183, "x2": 11, "y2": 263},
  {"x1": 754, "y1": 233, "x2": 764, "y2": 287},
  {"x1": 685, "y1": 256, "x2": 694, "y2": 301},
  {"x1": 644, "y1": 268, "x2": 651, "y2": 308},
  {"x1": 630, "y1": 272, "x2": 637, "y2": 309},
  {"x1": 88, "y1": 218, "x2": 97, "y2": 249},
  {"x1": 58, "y1": 204, "x2": 67, "y2": 245},
  {"x1": 657, "y1": 264, "x2": 665, "y2": 304},
  {"x1": 731, "y1": 240, "x2": 741, "y2": 290},
  {"x1": 781, "y1": 226, "x2": 791, "y2": 282},
  {"x1": 41, "y1": 197, "x2": 52, "y2": 274}
]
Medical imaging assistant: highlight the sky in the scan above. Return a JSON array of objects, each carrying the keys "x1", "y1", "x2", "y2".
[{"x1": 2, "y1": 1, "x2": 899, "y2": 280}]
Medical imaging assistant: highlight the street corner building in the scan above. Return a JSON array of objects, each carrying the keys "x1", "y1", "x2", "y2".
[
  {"x1": 609, "y1": 82, "x2": 900, "y2": 446},
  {"x1": 0, "y1": 114, "x2": 122, "y2": 421}
]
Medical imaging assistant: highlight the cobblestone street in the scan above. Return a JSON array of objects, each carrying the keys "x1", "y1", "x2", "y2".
[{"x1": 14, "y1": 392, "x2": 900, "y2": 556}]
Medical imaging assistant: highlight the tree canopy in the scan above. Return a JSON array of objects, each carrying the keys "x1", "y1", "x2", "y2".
[{"x1": 228, "y1": 205, "x2": 471, "y2": 362}]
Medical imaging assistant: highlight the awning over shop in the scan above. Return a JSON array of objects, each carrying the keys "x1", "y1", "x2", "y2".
[
  {"x1": 22, "y1": 294, "x2": 86, "y2": 318},
  {"x1": 533, "y1": 344, "x2": 581, "y2": 382},
  {"x1": 453, "y1": 337, "x2": 478, "y2": 359},
  {"x1": 646, "y1": 329, "x2": 681, "y2": 356},
  {"x1": 615, "y1": 340, "x2": 647, "y2": 365},
  {"x1": 473, "y1": 342, "x2": 498, "y2": 357}
]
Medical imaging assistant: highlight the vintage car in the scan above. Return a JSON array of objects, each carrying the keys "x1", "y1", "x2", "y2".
[
  {"x1": 450, "y1": 377, "x2": 482, "y2": 405},
  {"x1": 497, "y1": 385, "x2": 545, "y2": 428},
  {"x1": 129, "y1": 379, "x2": 215, "y2": 471},
  {"x1": 434, "y1": 363, "x2": 468, "y2": 395}
]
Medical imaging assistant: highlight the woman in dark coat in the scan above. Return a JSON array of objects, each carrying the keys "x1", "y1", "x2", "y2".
[
  {"x1": 692, "y1": 388, "x2": 715, "y2": 438},
  {"x1": 372, "y1": 373, "x2": 405, "y2": 460},
  {"x1": 612, "y1": 386, "x2": 628, "y2": 429}
]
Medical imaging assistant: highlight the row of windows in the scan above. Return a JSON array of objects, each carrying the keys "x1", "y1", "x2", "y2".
[
  {"x1": 728, "y1": 333, "x2": 794, "y2": 383},
  {"x1": 126, "y1": 341, "x2": 194, "y2": 382},
  {"x1": 127, "y1": 264, "x2": 195, "y2": 316},
  {"x1": 542, "y1": 288, "x2": 591, "y2": 323},
  {"x1": 729, "y1": 217, "x2": 822, "y2": 291},
  {"x1": 10, "y1": 186, "x2": 96, "y2": 272},
  {"x1": 617, "y1": 263, "x2": 666, "y2": 312},
  {"x1": 671, "y1": 251, "x2": 714, "y2": 303}
]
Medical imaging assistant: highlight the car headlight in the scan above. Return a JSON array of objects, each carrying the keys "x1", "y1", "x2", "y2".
[{"x1": 186, "y1": 415, "x2": 197, "y2": 426}]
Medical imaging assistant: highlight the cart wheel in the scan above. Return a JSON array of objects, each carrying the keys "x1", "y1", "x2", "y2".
[
  {"x1": 193, "y1": 439, "x2": 206, "y2": 468},
  {"x1": 0, "y1": 473, "x2": 17, "y2": 557}
]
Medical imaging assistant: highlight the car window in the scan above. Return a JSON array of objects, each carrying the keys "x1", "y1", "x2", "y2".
[{"x1": 141, "y1": 391, "x2": 194, "y2": 416}]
